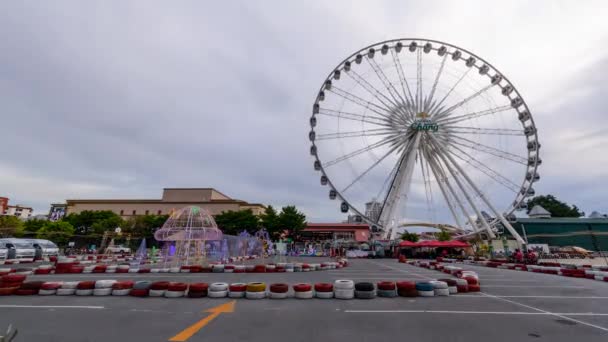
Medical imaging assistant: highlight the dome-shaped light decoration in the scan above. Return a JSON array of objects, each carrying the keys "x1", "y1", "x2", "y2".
[
  {"x1": 318, "y1": 91, "x2": 325, "y2": 101},
  {"x1": 313, "y1": 103, "x2": 319, "y2": 114},
  {"x1": 154, "y1": 206, "x2": 223, "y2": 242},
  {"x1": 324, "y1": 80, "x2": 332, "y2": 90},
  {"x1": 309, "y1": 130, "x2": 316, "y2": 141}
]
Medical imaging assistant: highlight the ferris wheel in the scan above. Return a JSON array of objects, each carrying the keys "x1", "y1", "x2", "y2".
[{"x1": 309, "y1": 39, "x2": 540, "y2": 243}]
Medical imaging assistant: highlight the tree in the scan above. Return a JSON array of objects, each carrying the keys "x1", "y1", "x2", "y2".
[
  {"x1": 37, "y1": 221, "x2": 75, "y2": 246},
  {"x1": 214, "y1": 209, "x2": 260, "y2": 235},
  {"x1": 90, "y1": 216, "x2": 126, "y2": 235},
  {"x1": 526, "y1": 195, "x2": 584, "y2": 217},
  {"x1": 437, "y1": 230, "x2": 452, "y2": 241},
  {"x1": 24, "y1": 218, "x2": 47, "y2": 233},
  {"x1": 400, "y1": 231, "x2": 419, "y2": 242},
  {"x1": 0, "y1": 216, "x2": 24, "y2": 238},
  {"x1": 126, "y1": 214, "x2": 169, "y2": 239},
  {"x1": 277, "y1": 206, "x2": 306, "y2": 239},
  {"x1": 260, "y1": 205, "x2": 280, "y2": 239},
  {"x1": 64, "y1": 210, "x2": 125, "y2": 235}
]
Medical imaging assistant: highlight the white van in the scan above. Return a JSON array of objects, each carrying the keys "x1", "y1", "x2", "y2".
[
  {"x1": 0, "y1": 238, "x2": 36, "y2": 260},
  {"x1": 25, "y1": 239, "x2": 59, "y2": 258}
]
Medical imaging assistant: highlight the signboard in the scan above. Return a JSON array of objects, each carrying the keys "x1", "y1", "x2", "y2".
[
  {"x1": 68, "y1": 241, "x2": 75, "y2": 247},
  {"x1": 49, "y1": 204, "x2": 66, "y2": 222}
]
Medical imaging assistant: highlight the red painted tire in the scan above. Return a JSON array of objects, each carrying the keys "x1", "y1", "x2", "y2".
[
  {"x1": 1, "y1": 274, "x2": 26, "y2": 283},
  {"x1": 468, "y1": 284, "x2": 481, "y2": 292},
  {"x1": 398, "y1": 288, "x2": 418, "y2": 297},
  {"x1": 188, "y1": 283, "x2": 209, "y2": 292},
  {"x1": 34, "y1": 269, "x2": 52, "y2": 275},
  {"x1": 77, "y1": 281, "x2": 96, "y2": 290},
  {"x1": 224, "y1": 265, "x2": 235, "y2": 270},
  {"x1": 189, "y1": 266, "x2": 202, "y2": 273},
  {"x1": 302, "y1": 264, "x2": 310, "y2": 269},
  {"x1": 396, "y1": 281, "x2": 416, "y2": 290},
  {"x1": 188, "y1": 291, "x2": 206, "y2": 298},
  {"x1": 0, "y1": 282, "x2": 22, "y2": 288},
  {"x1": 464, "y1": 276, "x2": 478, "y2": 285},
  {"x1": 150, "y1": 281, "x2": 170, "y2": 290},
  {"x1": 129, "y1": 289, "x2": 149, "y2": 297},
  {"x1": 202, "y1": 266, "x2": 212, "y2": 273},
  {"x1": 138, "y1": 268, "x2": 151, "y2": 273},
  {"x1": 457, "y1": 284, "x2": 468, "y2": 292},
  {"x1": 92, "y1": 266, "x2": 107, "y2": 273},
  {"x1": 70, "y1": 266, "x2": 84, "y2": 273},
  {"x1": 112, "y1": 281, "x2": 134, "y2": 290},
  {"x1": 293, "y1": 283, "x2": 312, "y2": 292},
  {"x1": 167, "y1": 282, "x2": 188, "y2": 291},
  {"x1": 15, "y1": 288, "x2": 38, "y2": 295},
  {"x1": 116, "y1": 268, "x2": 129, "y2": 273},
  {"x1": 377, "y1": 281, "x2": 396, "y2": 291},
  {"x1": 229, "y1": 284, "x2": 247, "y2": 292},
  {"x1": 41, "y1": 282, "x2": 62, "y2": 290},
  {"x1": 20, "y1": 281, "x2": 45, "y2": 290},
  {"x1": 269, "y1": 283, "x2": 289, "y2": 293},
  {"x1": 314, "y1": 283, "x2": 333, "y2": 292},
  {"x1": 254, "y1": 265, "x2": 266, "y2": 273},
  {"x1": 0, "y1": 287, "x2": 19, "y2": 295}
]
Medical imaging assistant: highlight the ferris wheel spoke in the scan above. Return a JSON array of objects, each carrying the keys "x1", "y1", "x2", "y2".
[
  {"x1": 448, "y1": 135, "x2": 528, "y2": 164},
  {"x1": 446, "y1": 143, "x2": 521, "y2": 192},
  {"x1": 317, "y1": 108, "x2": 392, "y2": 128},
  {"x1": 416, "y1": 48, "x2": 423, "y2": 113},
  {"x1": 322, "y1": 134, "x2": 402, "y2": 168},
  {"x1": 433, "y1": 84, "x2": 495, "y2": 121},
  {"x1": 429, "y1": 67, "x2": 472, "y2": 115},
  {"x1": 366, "y1": 57, "x2": 413, "y2": 120},
  {"x1": 390, "y1": 49, "x2": 416, "y2": 117},
  {"x1": 419, "y1": 146, "x2": 436, "y2": 222},
  {"x1": 328, "y1": 86, "x2": 395, "y2": 121},
  {"x1": 341, "y1": 142, "x2": 403, "y2": 193},
  {"x1": 443, "y1": 126, "x2": 524, "y2": 136},
  {"x1": 437, "y1": 105, "x2": 512, "y2": 125},
  {"x1": 424, "y1": 53, "x2": 448, "y2": 113},
  {"x1": 316, "y1": 128, "x2": 395, "y2": 141}
]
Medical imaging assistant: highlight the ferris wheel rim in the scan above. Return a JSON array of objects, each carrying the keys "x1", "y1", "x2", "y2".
[{"x1": 309, "y1": 38, "x2": 540, "y2": 232}]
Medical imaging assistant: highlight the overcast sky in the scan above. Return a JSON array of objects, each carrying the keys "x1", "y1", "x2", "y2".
[{"x1": 1, "y1": 1, "x2": 608, "y2": 222}]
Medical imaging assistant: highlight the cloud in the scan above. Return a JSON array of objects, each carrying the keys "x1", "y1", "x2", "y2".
[{"x1": 1, "y1": 0, "x2": 607, "y2": 225}]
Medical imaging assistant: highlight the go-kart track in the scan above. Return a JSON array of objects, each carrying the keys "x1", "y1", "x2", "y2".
[{"x1": 1, "y1": 258, "x2": 607, "y2": 342}]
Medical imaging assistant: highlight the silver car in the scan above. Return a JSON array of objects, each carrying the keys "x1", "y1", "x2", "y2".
[
  {"x1": 25, "y1": 239, "x2": 59, "y2": 258},
  {"x1": 0, "y1": 239, "x2": 36, "y2": 260}
]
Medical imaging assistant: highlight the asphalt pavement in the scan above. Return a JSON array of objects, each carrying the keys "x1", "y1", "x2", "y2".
[{"x1": 1, "y1": 258, "x2": 607, "y2": 342}]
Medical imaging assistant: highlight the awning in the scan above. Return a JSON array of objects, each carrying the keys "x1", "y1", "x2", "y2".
[{"x1": 398, "y1": 240, "x2": 418, "y2": 247}]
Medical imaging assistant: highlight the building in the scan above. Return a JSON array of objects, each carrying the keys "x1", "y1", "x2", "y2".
[
  {"x1": 365, "y1": 200, "x2": 382, "y2": 223},
  {"x1": 65, "y1": 188, "x2": 266, "y2": 219},
  {"x1": 301, "y1": 223, "x2": 370, "y2": 242},
  {"x1": 3, "y1": 205, "x2": 33, "y2": 219},
  {"x1": 0, "y1": 197, "x2": 8, "y2": 214}
]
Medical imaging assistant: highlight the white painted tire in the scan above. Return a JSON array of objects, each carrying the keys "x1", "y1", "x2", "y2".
[
  {"x1": 294, "y1": 290, "x2": 314, "y2": 299},
  {"x1": 334, "y1": 289, "x2": 355, "y2": 299},
  {"x1": 169, "y1": 267, "x2": 180, "y2": 273},
  {"x1": 418, "y1": 290, "x2": 435, "y2": 297},
  {"x1": 455, "y1": 279, "x2": 468, "y2": 286},
  {"x1": 269, "y1": 292, "x2": 288, "y2": 299},
  {"x1": 246, "y1": 291, "x2": 266, "y2": 299},
  {"x1": 224, "y1": 269, "x2": 234, "y2": 273},
  {"x1": 431, "y1": 281, "x2": 448, "y2": 289},
  {"x1": 128, "y1": 269, "x2": 139, "y2": 273},
  {"x1": 448, "y1": 286, "x2": 458, "y2": 294},
  {"x1": 150, "y1": 268, "x2": 160, "y2": 273},
  {"x1": 105, "y1": 269, "x2": 116, "y2": 273},
  {"x1": 95, "y1": 280, "x2": 117, "y2": 289},
  {"x1": 160, "y1": 268, "x2": 170, "y2": 273},
  {"x1": 209, "y1": 282, "x2": 229, "y2": 292},
  {"x1": 93, "y1": 288, "x2": 113, "y2": 296},
  {"x1": 434, "y1": 288, "x2": 450, "y2": 296},
  {"x1": 61, "y1": 282, "x2": 79, "y2": 289},
  {"x1": 229, "y1": 291, "x2": 245, "y2": 298},
  {"x1": 316, "y1": 291, "x2": 333, "y2": 299},
  {"x1": 208, "y1": 290, "x2": 228, "y2": 298},
  {"x1": 285, "y1": 269, "x2": 294, "y2": 272},
  {"x1": 56, "y1": 288, "x2": 76, "y2": 296},
  {"x1": 180, "y1": 269, "x2": 190, "y2": 273},
  {"x1": 38, "y1": 289, "x2": 56, "y2": 296},
  {"x1": 112, "y1": 289, "x2": 130, "y2": 296},
  {"x1": 164, "y1": 290, "x2": 185, "y2": 298},
  {"x1": 75, "y1": 289, "x2": 93, "y2": 296},
  {"x1": 334, "y1": 280, "x2": 354, "y2": 290},
  {"x1": 149, "y1": 289, "x2": 166, "y2": 297},
  {"x1": 38, "y1": 264, "x2": 53, "y2": 270}
]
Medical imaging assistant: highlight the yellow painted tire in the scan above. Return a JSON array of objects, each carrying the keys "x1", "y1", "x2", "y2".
[{"x1": 246, "y1": 282, "x2": 266, "y2": 292}]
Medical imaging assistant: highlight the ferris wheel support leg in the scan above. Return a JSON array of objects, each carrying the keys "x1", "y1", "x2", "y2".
[
  {"x1": 430, "y1": 135, "x2": 525, "y2": 246},
  {"x1": 426, "y1": 148, "x2": 486, "y2": 238},
  {"x1": 379, "y1": 134, "x2": 421, "y2": 240}
]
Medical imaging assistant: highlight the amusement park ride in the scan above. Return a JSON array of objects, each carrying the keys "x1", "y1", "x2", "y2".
[{"x1": 309, "y1": 38, "x2": 540, "y2": 247}]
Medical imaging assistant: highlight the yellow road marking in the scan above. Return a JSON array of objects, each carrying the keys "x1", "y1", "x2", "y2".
[{"x1": 169, "y1": 300, "x2": 236, "y2": 341}]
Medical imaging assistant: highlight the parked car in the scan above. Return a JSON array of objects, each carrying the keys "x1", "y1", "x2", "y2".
[
  {"x1": 0, "y1": 244, "x2": 7, "y2": 260},
  {"x1": 105, "y1": 245, "x2": 131, "y2": 254},
  {"x1": 25, "y1": 239, "x2": 59, "y2": 258},
  {"x1": 0, "y1": 239, "x2": 36, "y2": 260}
]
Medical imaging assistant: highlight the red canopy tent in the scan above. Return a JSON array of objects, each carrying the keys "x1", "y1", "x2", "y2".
[{"x1": 398, "y1": 240, "x2": 418, "y2": 247}]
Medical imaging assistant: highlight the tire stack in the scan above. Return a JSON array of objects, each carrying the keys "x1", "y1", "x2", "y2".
[
  {"x1": 212, "y1": 265, "x2": 225, "y2": 273},
  {"x1": 188, "y1": 283, "x2": 209, "y2": 298},
  {"x1": 70, "y1": 265, "x2": 84, "y2": 274},
  {"x1": 165, "y1": 282, "x2": 187, "y2": 298},
  {"x1": 112, "y1": 281, "x2": 134, "y2": 296},
  {"x1": 302, "y1": 264, "x2": 311, "y2": 272},
  {"x1": 138, "y1": 268, "x2": 151, "y2": 274},
  {"x1": 149, "y1": 281, "x2": 170, "y2": 297},
  {"x1": 253, "y1": 265, "x2": 266, "y2": 273},
  {"x1": 92, "y1": 265, "x2": 107, "y2": 274},
  {"x1": 294, "y1": 263, "x2": 303, "y2": 272},
  {"x1": 276, "y1": 264, "x2": 286, "y2": 273},
  {"x1": 189, "y1": 266, "x2": 202, "y2": 273},
  {"x1": 17, "y1": 281, "x2": 44, "y2": 295},
  {"x1": 83, "y1": 265, "x2": 95, "y2": 274},
  {"x1": 438, "y1": 279, "x2": 458, "y2": 294},
  {"x1": 229, "y1": 283, "x2": 247, "y2": 298},
  {"x1": 396, "y1": 281, "x2": 417, "y2": 297},
  {"x1": 55, "y1": 261, "x2": 77, "y2": 274},
  {"x1": 180, "y1": 266, "x2": 191, "y2": 273},
  {"x1": 57, "y1": 281, "x2": 78, "y2": 296},
  {"x1": 0, "y1": 274, "x2": 26, "y2": 296},
  {"x1": 455, "y1": 278, "x2": 468, "y2": 293},
  {"x1": 377, "y1": 281, "x2": 397, "y2": 298},
  {"x1": 314, "y1": 283, "x2": 333, "y2": 299},
  {"x1": 116, "y1": 265, "x2": 129, "y2": 273},
  {"x1": 34, "y1": 265, "x2": 53, "y2": 275},
  {"x1": 334, "y1": 280, "x2": 354, "y2": 299},
  {"x1": 208, "y1": 283, "x2": 228, "y2": 298},
  {"x1": 265, "y1": 264, "x2": 276, "y2": 273},
  {"x1": 269, "y1": 283, "x2": 289, "y2": 299},
  {"x1": 415, "y1": 282, "x2": 435, "y2": 297},
  {"x1": 431, "y1": 281, "x2": 449, "y2": 296},
  {"x1": 354, "y1": 282, "x2": 376, "y2": 299},
  {"x1": 285, "y1": 264, "x2": 294, "y2": 272},
  {"x1": 245, "y1": 265, "x2": 255, "y2": 273},
  {"x1": 234, "y1": 265, "x2": 246, "y2": 274},
  {"x1": 76, "y1": 281, "x2": 96, "y2": 296},
  {"x1": 246, "y1": 282, "x2": 266, "y2": 299},
  {"x1": 39, "y1": 282, "x2": 62, "y2": 295},
  {"x1": 94, "y1": 280, "x2": 116, "y2": 296},
  {"x1": 293, "y1": 283, "x2": 313, "y2": 299},
  {"x1": 464, "y1": 276, "x2": 480, "y2": 292},
  {"x1": 224, "y1": 265, "x2": 235, "y2": 273},
  {"x1": 130, "y1": 281, "x2": 152, "y2": 297},
  {"x1": 106, "y1": 265, "x2": 117, "y2": 273}
]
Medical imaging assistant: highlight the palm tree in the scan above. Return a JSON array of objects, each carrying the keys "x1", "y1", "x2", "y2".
[
  {"x1": 437, "y1": 230, "x2": 452, "y2": 241},
  {"x1": 400, "y1": 231, "x2": 419, "y2": 242}
]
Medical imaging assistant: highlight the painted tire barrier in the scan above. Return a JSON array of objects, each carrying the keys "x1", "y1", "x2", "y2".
[
  {"x1": 415, "y1": 282, "x2": 435, "y2": 297},
  {"x1": 314, "y1": 283, "x2": 333, "y2": 298},
  {"x1": 468, "y1": 284, "x2": 481, "y2": 292},
  {"x1": 246, "y1": 282, "x2": 266, "y2": 292},
  {"x1": 93, "y1": 288, "x2": 113, "y2": 296},
  {"x1": 129, "y1": 289, "x2": 149, "y2": 297},
  {"x1": 293, "y1": 283, "x2": 313, "y2": 299},
  {"x1": 149, "y1": 289, "x2": 166, "y2": 297},
  {"x1": 455, "y1": 278, "x2": 468, "y2": 293},
  {"x1": 208, "y1": 290, "x2": 228, "y2": 298},
  {"x1": 269, "y1": 283, "x2": 289, "y2": 299},
  {"x1": 377, "y1": 281, "x2": 397, "y2": 297},
  {"x1": 112, "y1": 289, "x2": 131, "y2": 296},
  {"x1": 15, "y1": 289, "x2": 38, "y2": 295},
  {"x1": 76, "y1": 289, "x2": 93, "y2": 296},
  {"x1": 334, "y1": 279, "x2": 355, "y2": 299},
  {"x1": 133, "y1": 281, "x2": 152, "y2": 290},
  {"x1": 246, "y1": 291, "x2": 266, "y2": 299},
  {"x1": 354, "y1": 282, "x2": 376, "y2": 299},
  {"x1": 229, "y1": 283, "x2": 247, "y2": 298},
  {"x1": 149, "y1": 281, "x2": 169, "y2": 297},
  {"x1": 188, "y1": 283, "x2": 209, "y2": 298},
  {"x1": 224, "y1": 265, "x2": 235, "y2": 273},
  {"x1": 208, "y1": 282, "x2": 229, "y2": 298},
  {"x1": 396, "y1": 281, "x2": 417, "y2": 297}
]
